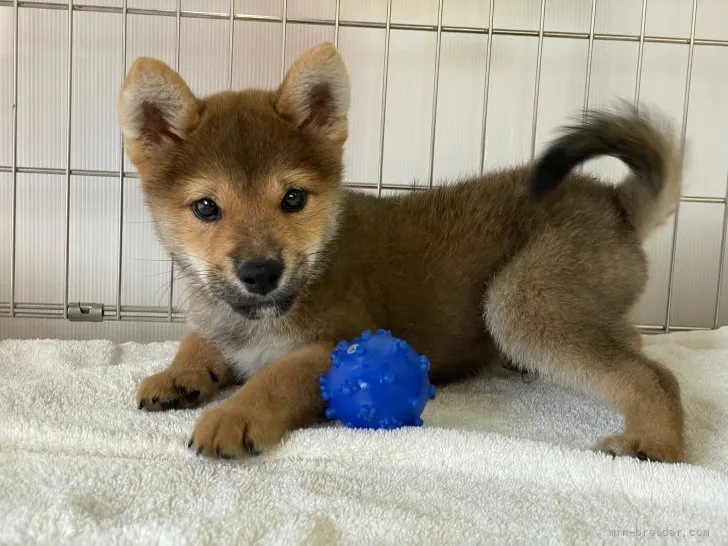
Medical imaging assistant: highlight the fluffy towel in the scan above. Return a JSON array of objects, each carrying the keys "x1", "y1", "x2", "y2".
[{"x1": 0, "y1": 329, "x2": 727, "y2": 545}]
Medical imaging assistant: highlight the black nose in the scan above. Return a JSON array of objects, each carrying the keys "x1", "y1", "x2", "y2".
[{"x1": 236, "y1": 259, "x2": 283, "y2": 296}]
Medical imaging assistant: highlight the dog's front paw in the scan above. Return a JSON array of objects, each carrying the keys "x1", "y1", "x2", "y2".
[
  {"x1": 595, "y1": 433, "x2": 684, "y2": 463},
  {"x1": 188, "y1": 397, "x2": 287, "y2": 459},
  {"x1": 136, "y1": 368, "x2": 222, "y2": 411}
]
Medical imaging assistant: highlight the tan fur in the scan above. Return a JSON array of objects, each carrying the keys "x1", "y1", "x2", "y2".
[
  {"x1": 136, "y1": 331, "x2": 233, "y2": 411},
  {"x1": 190, "y1": 343, "x2": 333, "y2": 458},
  {"x1": 120, "y1": 42, "x2": 686, "y2": 463},
  {"x1": 118, "y1": 57, "x2": 201, "y2": 180},
  {"x1": 274, "y1": 42, "x2": 350, "y2": 145}
]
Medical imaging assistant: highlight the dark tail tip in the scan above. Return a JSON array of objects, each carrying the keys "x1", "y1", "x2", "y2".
[{"x1": 530, "y1": 147, "x2": 574, "y2": 200}]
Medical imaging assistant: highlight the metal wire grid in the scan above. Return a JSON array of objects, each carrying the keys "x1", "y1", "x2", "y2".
[{"x1": 0, "y1": 0, "x2": 725, "y2": 334}]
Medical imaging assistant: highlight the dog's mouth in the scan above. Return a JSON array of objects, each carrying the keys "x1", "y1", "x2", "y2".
[
  {"x1": 197, "y1": 262, "x2": 308, "y2": 321},
  {"x1": 229, "y1": 291, "x2": 298, "y2": 320}
]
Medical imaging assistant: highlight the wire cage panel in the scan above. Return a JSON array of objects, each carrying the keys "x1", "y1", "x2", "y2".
[
  {"x1": 483, "y1": 34, "x2": 538, "y2": 170},
  {"x1": 285, "y1": 23, "x2": 336, "y2": 71},
  {"x1": 2, "y1": 0, "x2": 728, "y2": 342},
  {"x1": 637, "y1": 222, "x2": 677, "y2": 328},
  {"x1": 0, "y1": 16, "x2": 12, "y2": 167},
  {"x1": 234, "y1": 1, "x2": 282, "y2": 19},
  {"x1": 179, "y1": 17, "x2": 230, "y2": 95},
  {"x1": 593, "y1": 0, "x2": 641, "y2": 36},
  {"x1": 432, "y1": 31, "x2": 488, "y2": 181},
  {"x1": 68, "y1": 176, "x2": 120, "y2": 305},
  {"x1": 533, "y1": 37, "x2": 589, "y2": 154},
  {"x1": 683, "y1": 45, "x2": 728, "y2": 198},
  {"x1": 695, "y1": 0, "x2": 728, "y2": 42},
  {"x1": 381, "y1": 29, "x2": 438, "y2": 185},
  {"x1": 184, "y1": 1, "x2": 227, "y2": 13},
  {"x1": 670, "y1": 201, "x2": 724, "y2": 326},
  {"x1": 14, "y1": 173, "x2": 67, "y2": 304},
  {"x1": 232, "y1": 21, "x2": 283, "y2": 90},
  {"x1": 338, "y1": 0, "x2": 387, "y2": 23},
  {"x1": 72, "y1": 11, "x2": 123, "y2": 172},
  {"x1": 339, "y1": 26, "x2": 387, "y2": 184},
  {"x1": 440, "y1": 0, "x2": 489, "y2": 28},
  {"x1": 0, "y1": 173, "x2": 11, "y2": 304},
  {"x1": 17, "y1": 8, "x2": 69, "y2": 170},
  {"x1": 120, "y1": 178, "x2": 169, "y2": 309}
]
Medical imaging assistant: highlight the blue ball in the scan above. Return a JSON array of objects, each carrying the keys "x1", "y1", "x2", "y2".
[{"x1": 319, "y1": 329, "x2": 437, "y2": 430}]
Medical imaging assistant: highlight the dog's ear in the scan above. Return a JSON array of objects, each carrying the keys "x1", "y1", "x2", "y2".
[
  {"x1": 274, "y1": 42, "x2": 350, "y2": 146},
  {"x1": 118, "y1": 57, "x2": 201, "y2": 175}
]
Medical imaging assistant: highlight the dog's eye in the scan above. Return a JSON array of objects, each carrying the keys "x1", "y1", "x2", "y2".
[
  {"x1": 192, "y1": 198, "x2": 221, "y2": 222},
  {"x1": 281, "y1": 189, "x2": 307, "y2": 213}
]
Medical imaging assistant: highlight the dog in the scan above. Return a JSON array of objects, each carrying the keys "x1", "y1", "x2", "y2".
[{"x1": 118, "y1": 42, "x2": 685, "y2": 463}]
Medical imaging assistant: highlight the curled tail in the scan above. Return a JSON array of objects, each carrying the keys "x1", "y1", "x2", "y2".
[{"x1": 530, "y1": 104, "x2": 683, "y2": 238}]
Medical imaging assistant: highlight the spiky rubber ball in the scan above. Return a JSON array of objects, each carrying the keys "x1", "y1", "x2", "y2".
[{"x1": 319, "y1": 329, "x2": 437, "y2": 430}]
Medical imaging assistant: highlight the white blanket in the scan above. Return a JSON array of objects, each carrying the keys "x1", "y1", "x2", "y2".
[{"x1": 1, "y1": 329, "x2": 727, "y2": 545}]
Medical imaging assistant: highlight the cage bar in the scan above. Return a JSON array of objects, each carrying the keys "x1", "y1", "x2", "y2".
[
  {"x1": 426, "y1": 0, "x2": 444, "y2": 189},
  {"x1": 582, "y1": 0, "x2": 598, "y2": 112},
  {"x1": 115, "y1": 0, "x2": 127, "y2": 321},
  {"x1": 0, "y1": 2, "x2": 723, "y2": 49},
  {"x1": 376, "y1": 0, "x2": 392, "y2": 198},
  {"x1": 714, "y1": 174, "x2": 728, "y2": 328},
  {"x1": 167, "y1": 0, "x2": 182, "y2": 322},
  {"x1": 333, "y1": 0, "x2": 340, "y2": 47},
  {"x1": 664, "y1": 0, "x2": 699, "y2": 332},
  {"x1": 1, "y1": 0, "x2": 725, "y2": 334},
  {"x1": 9, "y1": 0, "x2": 19, "y2": 317},
  {"x1": 478, "y1": 0, "x2": 495, "y2": 176},
  {"x1": 0, "y1": 164, "x2": 724, "y2": 203},
  {"x1": 633, "y1": 0, "x2": 648, "y2": 105},
  {"x1": 0, "y1": 295, "x2": 707, "y2": 333},
  {"x1": 529, "y1": 0, "x2": 547, "y2": 162},
  {"x1": 280, "y1": 0, "x2": 287, "y2": 80},
  {"x1": 227, "y1": 0, "x2": 234, "y2": 88},
  {"x1": 62, "y1": 0, "x2": 73, "y2": 320}
]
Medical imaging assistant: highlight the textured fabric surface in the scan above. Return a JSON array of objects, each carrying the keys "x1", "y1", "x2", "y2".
[{"x1": 0, "y1": 329, "x2": 726, "y2": 545}]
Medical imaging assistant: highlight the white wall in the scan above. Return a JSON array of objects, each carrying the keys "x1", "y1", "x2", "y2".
[{"x1": 2, "y1": 0, "x2": 728, "y2": 341}]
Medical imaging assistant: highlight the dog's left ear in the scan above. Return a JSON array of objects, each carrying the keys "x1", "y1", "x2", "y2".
[{"x1": 274, "y1": 42, "x2": 350, "y2": 146}]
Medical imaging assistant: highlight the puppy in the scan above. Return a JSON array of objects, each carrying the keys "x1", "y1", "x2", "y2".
[{"x1": 119, "y1": 42, "x2": 685, "y2": 463}]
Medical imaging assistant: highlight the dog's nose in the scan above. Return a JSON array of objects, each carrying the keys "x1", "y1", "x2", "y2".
[{"x1": 236, "y1": 259, "x2": 283, "y2": 296}]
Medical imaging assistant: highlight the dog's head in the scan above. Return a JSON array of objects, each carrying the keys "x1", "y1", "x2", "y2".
[{"x1": 118, "y1": 43, "x2": 349, "y2": 320}]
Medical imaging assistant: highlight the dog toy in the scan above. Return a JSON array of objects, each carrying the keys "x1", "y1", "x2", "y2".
[{"x1": 319, "y1": 329, "x2": 436, "y2": 429}]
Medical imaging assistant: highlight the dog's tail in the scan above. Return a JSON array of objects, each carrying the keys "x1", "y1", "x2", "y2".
[{"x1": 530, "y1": 104, "x2": 683, "y2": 239}]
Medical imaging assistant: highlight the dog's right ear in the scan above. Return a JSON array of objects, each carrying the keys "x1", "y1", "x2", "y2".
[{"x1": 118, "y1": 57, "x2": 201, "y2": 177}]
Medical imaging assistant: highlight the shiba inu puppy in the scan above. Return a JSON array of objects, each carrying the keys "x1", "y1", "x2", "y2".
[{"x1": 119, "y1": 42, "x2": 684, "y2": 463}]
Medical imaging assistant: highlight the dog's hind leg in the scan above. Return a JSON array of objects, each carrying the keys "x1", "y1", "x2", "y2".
[{"x1": 482, "y1": 230, "x2": 685, "y2": 463}]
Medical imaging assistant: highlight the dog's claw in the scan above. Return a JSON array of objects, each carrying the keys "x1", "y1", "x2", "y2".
[
  {"x1": 161, "y1": 399, "x2": 179, "y2": 410},
  {"x1": 245, "y1": 441, "x2": 261, "y2": 457}
]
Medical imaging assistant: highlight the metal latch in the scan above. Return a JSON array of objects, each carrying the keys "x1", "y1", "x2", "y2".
[{"x1": 67, "y1": 303, "x2": 104, "y2": 322}]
